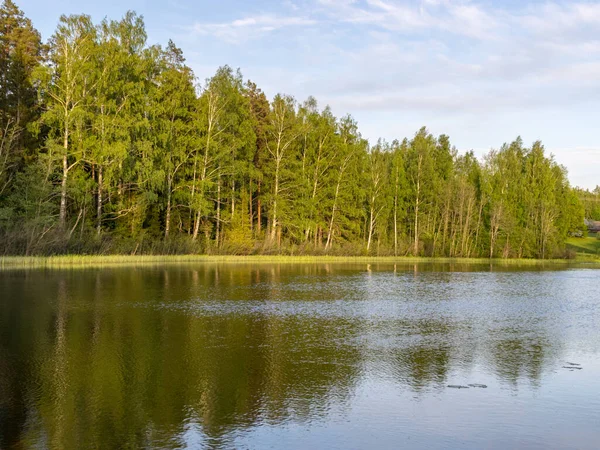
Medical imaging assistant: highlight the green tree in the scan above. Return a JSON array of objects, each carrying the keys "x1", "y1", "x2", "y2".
[
  {"x1": 297, "y1": 99, "x2": 337, "y2": 246},
  {"x1": 0, "y1": 0, "x2": 43, "y2": 196},
  {"x1": 40, "y1": 14, "x2": 97, "y2": 232},
  {"x1": 90, "y1": 12, "x2": 145, "y2": 235},
  {"x1": 366, "y1": 141, "x2": 391, "y2": 253},
  {"x1": 324, "y1": 115, "x2": 365, "y2": 251},
  {"x1": 406, "y1": 127, "x2": 436, "y2": 255},
  {"x1": 152, "y1": 40, "x2": 196, "y2": 238},
  {"x1": 264, "y1": 94, "x2": 301, "y2": 246}
]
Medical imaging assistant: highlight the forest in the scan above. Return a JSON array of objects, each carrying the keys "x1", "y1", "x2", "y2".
[
  {"x1": 0, "y1": 1, "x2": 592, "y2": 257},
  {"x1": 576, "y1": 187, "x2": 600, "y2": 222}
]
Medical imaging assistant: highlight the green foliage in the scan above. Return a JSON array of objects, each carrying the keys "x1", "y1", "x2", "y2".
[
  {"x1": 0, "y1": 4, "x2": 589, "y2": 258},
  {"x1": 0, "y1": 0, "x2": 43, "y2": 196},
  {"x1": 576, "y1": 186, "x2": 600, "y2": 221}
]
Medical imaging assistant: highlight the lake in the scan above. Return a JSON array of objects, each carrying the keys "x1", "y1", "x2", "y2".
[{"x1": 1, "y1": 262, "x2": 599, "y2": 449}]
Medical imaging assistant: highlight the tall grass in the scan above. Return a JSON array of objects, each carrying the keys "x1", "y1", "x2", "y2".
[{"x1": 1, "y1": 254, "x2": 597, "y2": 270}]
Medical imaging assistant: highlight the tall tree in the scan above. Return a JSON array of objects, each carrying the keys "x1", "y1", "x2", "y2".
[
  {"x1": 324, "y1": 115, "x2": 364, "y2": 250},
  {"x1": 90, "y1": 12, "x2": 146, "y2": 235},
  {"x1": 245, "y1": 81, "x2": 270, "y2": 236},
  {"x1": 41, "y1": 14, "x2": 97, "y2": 231},
  {"x1": 366, "y1": 141, "x2": 391, "y2": 253},
  {"x1": 151, "y1": 40, "x2": 196, "y2": 238},
  {"x1": 390, "y1": 139, "x2": 408, "y2": 256},
  {"x1": 0, "y1": 0, "x2": 43, "y2": 195},
  {"x1": 406, "y1": 127, "x2": 436, "y2": 255},
  {"x1": 264, "y1": 94, "x2": 300, "y2": 246}
]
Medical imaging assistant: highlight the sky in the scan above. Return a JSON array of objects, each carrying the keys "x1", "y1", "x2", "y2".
[{"x1": 17, "y1": 0, "x2": 600, "y2": 189}]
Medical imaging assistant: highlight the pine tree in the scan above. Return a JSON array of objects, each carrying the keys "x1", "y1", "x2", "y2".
[{"x1": 0, "y1": 0, "x2": 43, "y2": 196}]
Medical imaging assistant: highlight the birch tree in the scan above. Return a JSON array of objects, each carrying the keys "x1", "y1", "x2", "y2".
[
  {"x1": 42, "y1": 15, "x2": 97, "y2": 231},
  {"x1": 264, "y1": 94, "x2": 300, "y2": 245}
]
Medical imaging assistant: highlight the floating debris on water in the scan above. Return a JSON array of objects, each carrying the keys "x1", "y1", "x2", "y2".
[
  {"x1": 468, "y1": 383, "x2": 488, "y2": 388},
  {"x1": 563, "y1": 366, "x2": 582, "y2": 370},
  {"x1": 447, "y1": 385, "x2": 470, "y2": 389},
  {"x1": 566, "y1": 362, "x2": 581, "y2": 366}
]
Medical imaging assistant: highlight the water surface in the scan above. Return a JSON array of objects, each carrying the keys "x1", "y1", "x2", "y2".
[{"x1": 1, "y1": 263, "x2": 599, "y2": 449}]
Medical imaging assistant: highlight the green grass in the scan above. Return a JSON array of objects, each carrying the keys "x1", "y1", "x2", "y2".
[
  {"x1": 0, "y1": 254, "x2": 598, "y2": 270},
  {"x1": 566, "y1": 234, "x2": 600, "y2": 257}
]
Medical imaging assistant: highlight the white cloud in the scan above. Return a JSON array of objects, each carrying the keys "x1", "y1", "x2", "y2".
[
  {"x1": 184, "y1": 1, "x2": 600, "y2": 188},
  {"x1": 192, "y1": 14, "x2": 316, "y2": 42},
  {"x1": 518, "y1": 2, "x2": 600, "y2": 35},
  {"x1": 315, "y1": 0, "x2": 500, "y2": 40}
]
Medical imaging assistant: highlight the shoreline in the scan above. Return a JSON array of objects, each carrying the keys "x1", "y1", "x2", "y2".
[{"x1": 1, "y1": 254, "x2": 599, "y2": 269}]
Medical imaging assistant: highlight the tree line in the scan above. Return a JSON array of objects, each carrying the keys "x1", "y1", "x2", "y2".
[
  {"x1": 0, "y1": 1, "x2": 587, "y2": 257},
  {"x1": 575, "y1": 187, "x2": 600, "y2": 222}
]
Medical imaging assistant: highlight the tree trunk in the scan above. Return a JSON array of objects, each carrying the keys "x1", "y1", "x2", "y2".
[
  {"x1": 216, "y1": 174, "x2": 221, "y2": 246},
  {"x1": 165, "y1": 174, "x2": 173, "y2": 238},
  {"x1": 96, "y1": 165, "x2": 103, "y2": 235},
  {"x1": 367, "y1": 206, "x2": 375, "y2": 252},
  {"x1": 326, "y1": 173, "x2": 342, "y2": 250},
  {"x1": 474, "y1": 198, "x2": 484, "y2": 257},
  {"x1": 394, "y1": 174, "x2": 398, "y2": 257},
  {"x1": 414, "y1": 195, "x2": 419, "y2": 255},
  {"x1": 442, "y1": 197, "x2": 450, "y2": 254},
  {"x1": 59, "y1": 127, "x2": 68, "y2": 231},
  {"x1": 249, "y1": 178, "x2": 253, "y2": 233},
  {"x1": 231, "y1": 179, "x2": 235, "y2": 219},
  {"x1": 192, "y1": 212, "x2": 200, "y2": 240},
  {"x1": 257, "y1": 181, "x2": 262, "y2": 234},
  {"x1": 270, "y1": 161, "x2": 280, "y2": 243},
  {"x1": 192, "y1": 113, "x2": 213, "y2": 240},
  {"x1": 413, "y1": 155, "x2": 422, "y2": 255},
  {"x1": 461, "y1": 197, "x2": 473, "y2": 256}
]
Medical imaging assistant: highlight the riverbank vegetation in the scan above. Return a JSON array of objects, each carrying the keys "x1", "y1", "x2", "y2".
[
  {"x1": 0, "y1": 1, "x2": 589, "y2": 258},
  {"x1": 576, "y1": 188, "x2": 600, "y2": 221},
  {"x1": 2, "y1": 255, "x2": 598, "y2": 270},
  {"x1": 566, "y1": 233, "x2": 600, "y2": 257}
]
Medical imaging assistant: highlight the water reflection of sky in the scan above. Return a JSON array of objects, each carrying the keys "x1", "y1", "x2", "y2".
[{"x1": 0, "y1": 264, "x2": 599, "y2": 449}]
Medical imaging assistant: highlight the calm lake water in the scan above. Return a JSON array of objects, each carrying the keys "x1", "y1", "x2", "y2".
[{"x1": 1, "y1": 263, "x2": 599, "y2": 449}]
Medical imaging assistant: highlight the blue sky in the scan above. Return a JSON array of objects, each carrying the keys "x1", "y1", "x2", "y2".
[{"x1": 18, "y1": 0, "x2": 600, "y2": 189}]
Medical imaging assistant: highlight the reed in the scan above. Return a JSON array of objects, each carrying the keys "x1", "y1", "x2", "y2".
[{"x1": 1, "y1": 254, "x2": 597, "y2": 270}]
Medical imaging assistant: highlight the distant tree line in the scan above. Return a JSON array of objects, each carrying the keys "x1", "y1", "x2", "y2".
[
  {"x1": 576, "y1": 187, "x2": 600, "y2": 223},
  {"x1": 0, "y1": 1, "x2": 586, "y2": 257}
]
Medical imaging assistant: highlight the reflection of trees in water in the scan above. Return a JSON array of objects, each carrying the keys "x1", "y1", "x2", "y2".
[
  {"x1": 0, "y1": 265, "x2": 570, "y2": 448},
  {"x1": 0, "y1": 271, "x2": 58, "y2": 450},
  {"x1": 378, "y1": 318, "x2": 457, "y2": 391},
  {"x1": 385, "y1": 322, "x2": 556, "y2": 392},
  {"x1": 392, "y1": 345, "x2": 452, "y2": 390},
  {"x1": 0, "y1": 341, "x2": 27, "y2": 449},
  {"x1": 487, "y1": 334, "x2": 555, "y2": 388},
  {"x1": 1, "y1": 267, "x2": 362, "y2": 448}
]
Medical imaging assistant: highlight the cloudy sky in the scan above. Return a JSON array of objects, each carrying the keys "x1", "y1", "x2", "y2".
[{"x1": 18, "y1": 0, "x2": 600, "y2": 189}]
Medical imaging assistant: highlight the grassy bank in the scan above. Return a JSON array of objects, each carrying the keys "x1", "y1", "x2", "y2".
[
  {"x1": 566, "y1": 235, "x2": 600, "y2": 257},
  {"x1": 1, "y1": 254, "x2": 598, "y2": 270}
]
